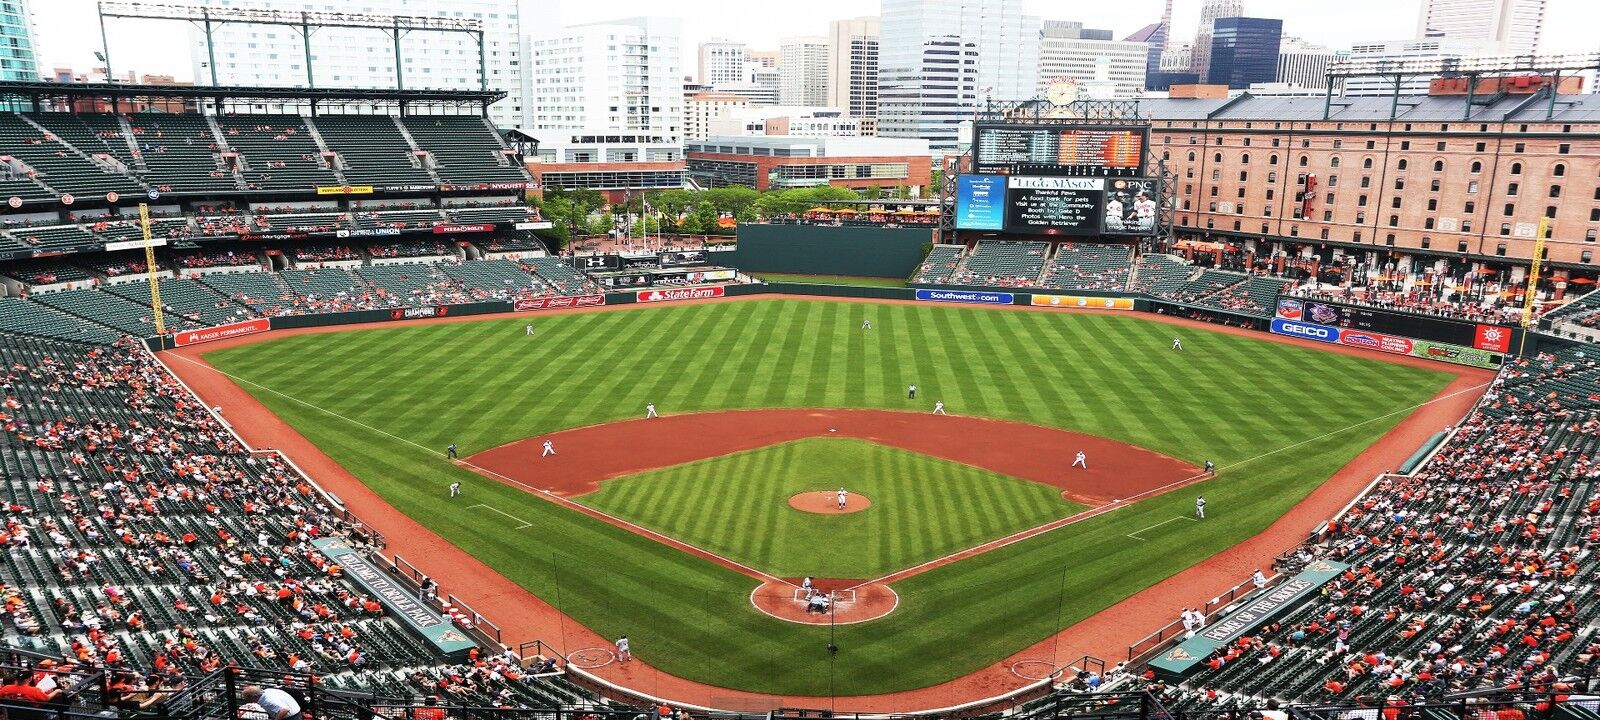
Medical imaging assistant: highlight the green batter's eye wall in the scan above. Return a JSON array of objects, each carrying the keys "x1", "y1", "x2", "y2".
[{"x1": 729, "y1": 224, "x2": 934, "y2": 279}]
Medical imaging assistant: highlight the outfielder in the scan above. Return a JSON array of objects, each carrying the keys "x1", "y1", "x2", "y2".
[
  {"x1": 449, "y1": 482, "x2": 461, "y2": 498},
  {"x1": 932, "y1": 400, "x2": 947, "y2": 415},
  {"x1": 836, "y1": 487, "x2": 848, "y2": 509},
  {"x1": 525, "y1": 324, "x2": 534, "y2": 336},
  {"x1": 542, "y1": 440, "x2": 556, "y2": 457},
  {"x1": 908, "y1": 383, "x2": 917, "y2": 399},
  {"x1": 646, "y1": 402, "x2": 658, "y2": 419},
  {"x1": 862, "y1": 319, "x2": 872, "y2": 331},
  {"x1": 1072, "y1": 451, "x2": 1088, "y2": 469},
  {"x1": 1172, "y1": 337, "x2": 1183, "y2": 351}
]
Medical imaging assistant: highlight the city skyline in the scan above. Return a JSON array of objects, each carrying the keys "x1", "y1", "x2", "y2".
[{"x1": 32, "y1": 0, "x2": 1600, "y2": 85}]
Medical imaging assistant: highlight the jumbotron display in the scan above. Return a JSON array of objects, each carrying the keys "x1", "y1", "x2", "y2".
[
  {"x1": 959, "y1": 119, "x2": 1156, "y2": 236},
  {"x1": 974, "y1": 123, "x2": 1148, "y2": 177}
]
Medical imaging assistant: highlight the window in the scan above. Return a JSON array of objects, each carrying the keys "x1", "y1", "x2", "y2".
[
  {"x1": 1436, "y1": 141, "x2": 1447, "y2": 151},
  {"x1": 1500, "y1": 223, "x2": 1511, "y2": 236},
  {"x1": 1299, "y1": 156, "x2": 1308, "y2": 166},
  {"x1": 1355, "y1": 211, "x2": 1366, "y2": 224},
  {"x1": 1328, "y1": 175, "x2": 1338, "y2": 187},
  {"x1": 1267, "y1": 171, "x2": 1277, "y2": 182},
  {"x1": 1212, "y1": 169, "x2": 1221, "y2": 180},
  {"x1": 1241, "y1": 153, "x2": 1250, "y2": 164},
  {"x1": 1465, "y1": 202, "x2": 1475, "y2": 214},
  {"x1": 1389, "y1": 215, "x2": 1399, "y2": 227},
  {"x1": 1353, "y1": 231, "x2": 1362, "y2": 242},
  {"x1": 1430, "y1": 179, "x2": 1441, "y2": 192},
  {"x1": 1326, "y1": 192, "x2": 1335, "y2": 204},
  {"x1": 1187, "y1": 151, "x2": 1196, "y2": 162},
  {"x1": 1496, "y1": 242, "x2": 1507, "y2": 256},
  {"x1": 1504, "y1": 203, "x2": 1516, "y2": 216},
  {"x1": 1508, "y1": 182, "x2": 1519, "y2": 196},
  {"x1": 1269, "y1": 154, "x2": 1278, "y2": 164},
  {"x1": 1358, "y1": 195, "x2": 1368, "y2": 207},
  {"x1": 1421, "y1": 236, "x2": 1432, "y2": 249},
  {"x1": 1584, "y1": 250, "x2": 1594, "y2": 263},
  {"x1": 1239, "y1": 171, "x2": 1248, "y2": 182},
  {"x1": 1470, "y1": 160, "x2": 1482, "y2": 173},
  {"x1": 1320, "y1": 228, "x2": 1330, "y2": 240},
  {"x1": 1208, "y1": 202, "x2": 1217, "y2": 212},
  {"x1": 1385, "y1": 234, "x2": 1396, "y2": 246},
  {"x1": 1510, "y1": 162, "x2": 1522, "y2": 175},
  {"x1": 1462, "y1": 220, "x2": 1472, "y2": 233},
  {"x1": 1210, "y1": 186, "x2": 1218, "y2": 196},
  {"x1": 1459, "y1": 240, "x2": 1470, "y2": 253},
  {"x1": 1428, "y1": 199, "x2": 1438, "y2": 211},
  {"x1": 1330, "y1": 156, "x2": 1341, "y2": 168},
  {"x1": 1362, "y1": 157, "x2": 1373, "y2": 169},
  {"x1": 1587, "y1": 229, "x2": 1597, "y2": 243},
  {"x1": 1554, "y1": 163, "x2": 1567, "y2": 177},
  {"x1": 1592, "y1": 208, "x2": 1600, "y2": 222},
  {"x1": 1547, "y1": 205, "x2": 1558, "y2": 218},
  {"x1": 1366, "y1": 140, "x2": 1376, "y2": 149},
  {"x1": 1550, "y1": 185, "x2": 1562, "y2": 198},
  {"x1": 1400, "y1": 141, "x2": 1411, "y2": 150},
  {"x1": 1233, "y1": 221, "x2": 1242, "y2": 231},
  {"x1": 1424, "y1": 218, "x2": 1435, "y2": 229},
  {"x1": 1290, "y1": 225, "x2": 1299, "y2": 236},
  {"x1": 1559, "y1": 143, "x2": 1571, "y2": 154},
  {"x1": 1468, "y1": 180, "x2": 1479, "y2": 194},
  {"x1": 1395, "y1": 178, "x2": 1405, "y2": 190},
  {"x1": 1475, "y1": 142, "x2": 1486, "y2": 152},
  {"x1": 1237, "y1": 187, "x2": 1246, "y2": 198},
  {"x1": 1514, "y1": 143, "x2": 1525, "y2": 153},
  {"x1": 1323, "y1": 210, "x2": 1333, "y2": 221},
  {"x1": 1262, "y1": 222, "x2": 1271, "y2": 232},
  {"x1": 1213, "y1": 152, "x2": 1222, "y2": 163},
  {"x1": 1266, "y1": 189, "x2": 1275, "y2": 200},
  {"x1": 1432, "y1": 160, "x2": 1444, "y2": 172},
  {"x1": 1392, "y1": 197, "x2": 1403, "y2": 209},
  {"x1": 1361, "y1": 176, "x2": 1371, "y2": 188},
  {"x1": 1397, "y1": 158, "x2": 1408, "y2": 171}
]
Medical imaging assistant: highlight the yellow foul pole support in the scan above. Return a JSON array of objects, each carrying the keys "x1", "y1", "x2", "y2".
[
  {"x1": 140, "y1": 203, "x2": 166, "y2": 341},
  {"x1": 1516, "y1": 217, "x2": 1549, "y2": 356}
]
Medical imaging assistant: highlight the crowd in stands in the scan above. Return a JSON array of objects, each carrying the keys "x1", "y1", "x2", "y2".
[
  {"x1": 368, "y1": 240, "x2": 454, "y2": 259},
  {"x1": 1291, "y1": 284, "x2": 1528, "y2": 324},
  {"x1": 291, "y1": 244, "x2": 361, "y2": 263},
  {"x1": 172, "y1": 248, "x2": 260, "y2": 270}
]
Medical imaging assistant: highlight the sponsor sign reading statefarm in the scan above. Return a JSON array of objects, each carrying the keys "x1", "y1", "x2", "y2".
[
  {"x1": 914, "y1": 289, "x2": 1014, "y2": 305},
  {"x1": 636, "y1": 286, "x2": 725, "y2": 303},
  {"x1": 172, "y1": 319, "x2": 271, "y2": 347},
  {"x1": 515, "y1": 294, "x2": 605, "y2": 311}
]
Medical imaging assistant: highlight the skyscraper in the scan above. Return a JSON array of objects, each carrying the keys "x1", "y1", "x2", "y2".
[
  {"x1": 1415, "y1": 0, "x2": 1544, "y2": 55},
  {"x1": 530, "y1": 17, "x2": 683, "y2": 140},
  {"x1": 877, "y1": 0, "x2": 1040, "y2": 150},
  {"x1": 779, "y1": 37, "x2": 829, "y2": 106},
  {"x1": 1123, "y1": 0, "x2": 1172, "y2": 90},
  {"x1": 0, "y1": 0, "x2": 38, "y2": 83},
  {"x1": 827, "y1": 16, "x2": 880, "y2": 130},
  {"x1": 1039, "y1": 22, "x2": 1148, "y2": 98},
  {"x1": 1276, "y1": 37, "x2": 1336, "y2": 90},
  {"x1": 699, "y1": 40, "x2": 748, "y2": 87},
  {"x1": 1206, "y1": 17, "x2": 1281, "y2": 89},
  {"x1": 186, "y1": 0, "x2": 532, "y2": 129},
  {"x1": 1190, "y1": 0, "x2": 1243, "y2": 79}
]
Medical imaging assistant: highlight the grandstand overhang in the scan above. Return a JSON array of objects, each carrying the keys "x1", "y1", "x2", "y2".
[{"x1": 0, "y1": 81, "x2": 506, "y2": 115}]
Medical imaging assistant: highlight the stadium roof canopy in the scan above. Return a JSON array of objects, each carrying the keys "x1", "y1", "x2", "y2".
[{"x1": 0, "y1": 81, "x2": 506, "y2": 112}]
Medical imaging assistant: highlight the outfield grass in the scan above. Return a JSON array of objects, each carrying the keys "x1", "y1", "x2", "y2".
[
  {"x1": 203, "y1": 299, "x2": 1454, "y2": 695},
  {"x1": 578, "y1": 438, "x2": 1084, "y2": 578},
  {"x1": 757, "y1": 273, "x2": 908, "y2": 287}
]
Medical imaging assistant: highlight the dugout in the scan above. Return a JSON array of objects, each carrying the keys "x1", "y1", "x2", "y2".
[{"x1": 730, "y1": 224, "x2": 933, "y2": 279}]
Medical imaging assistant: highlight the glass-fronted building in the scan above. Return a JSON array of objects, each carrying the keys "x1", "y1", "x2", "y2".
[
  {"x1": 0, "y1": 0, "x2": 38, "y2": 83},
  {"x1": 1206, "y1": 17, "x2": 1282, "y2": 89}
]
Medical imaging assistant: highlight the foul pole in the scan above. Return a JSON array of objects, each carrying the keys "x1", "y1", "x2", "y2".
[
  {"x1": 1517, "y1": 217, "x2": 1549, "y2": 356},
  {"x1": 140, "y1": 203, "x2": 167, "y2": 347}
]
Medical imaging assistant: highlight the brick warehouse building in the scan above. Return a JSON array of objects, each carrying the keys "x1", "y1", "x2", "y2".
[
  {"x1": 1141, "y1": 79, "x2": 1600, "y2": 288},
  {"x1": 686, "y1": 136, "x2": 933, "y2": 193}
]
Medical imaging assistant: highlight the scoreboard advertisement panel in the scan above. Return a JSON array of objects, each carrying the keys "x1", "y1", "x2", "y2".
[
  {"x1": 1005, "y1": 177, "x2": 1105, "y2": 235},
  {"x1": 974, "y1": 124, "x2": 1149, "y2": 177},
  {"x1": 954, "y1": 175, "x2": 1008, "y2": 231},
  {"x1": 1102, "y1": 178, "x2": 1159, "y2": 235}
]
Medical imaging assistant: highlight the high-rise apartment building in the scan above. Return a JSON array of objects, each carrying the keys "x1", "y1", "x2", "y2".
[
  {"x1": 0, "y1": 0, "x2": 37, "y2": 83},
  {"x1": 186, "y1": 0, "x2": 531, "y2": 129},
  {"x1": 530, "y1": 17, "x2": 683, "y2": 140},
  {"x1": 827, "y1": 16, "x2": 879, "y2": 130},
  {"x1": 699, "y1": 40, "x2": 747, "y2": 86},
  {"x1": 1416, "y1": 0, "x2": 1544, "y2": 55},
  {"x1": 779, "y1": 37, "x2": 829, "y2": 106},
  {"x1": 1276, "y1": 37, "x2": 1336, "y2": 90}
]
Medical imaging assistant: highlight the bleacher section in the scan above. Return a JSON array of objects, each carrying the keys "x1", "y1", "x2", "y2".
[
  {"x1": 354, "y1": 209, "x2": 443, "y2": 230},
  {"x1": 356, "y1": 263, "x2": 446, "y2": 301},
  {"x1": 912, "y1": 245, "x2": 966, "y2": 284},
  {"x1": 951, "y1": 241, "x2": 1049, "y2": 287},
  {"x1": 438, "y1": 258, "x2": 547, "y2": 295},
  {"x1": 127, "y1": 112, "x2": 240, "y2": 193},
  {"x1": 87, "y1": 217, "x2": 191, "y2": 244},
  {"x1": 1039, "y1": 243, "x2": 1135, "y2": 292},
  {"x1": 1191, "y1": 275, "x2": 1291, "y2": 317},
  {"x1": 0, "y1": 259, "x2": 92, "y2": 285},
  {"x1": 0, "y1": 114, "x2": 144, "y2": 197},
  {"x1": 525, "y1": 256, "x2": 600, "y2": 296},
  {"x1": 103, "y1": 277, "x2": 249, "y2": 327},
  {"x1": 1168, "y1": 268, "x2": 1248, "y2": 305},
  {"x1": 31, "y1": 288, "x2": 187, "y2": 336},
  {"x1": 314, "y1": 115, "x2": 435, "y2": 187},
  {"x1": 0, "y1": 297, "x2": 119, "y2": 343},
  {"x1": 5, "y1": 225, "x2": 103, "y2": 254},
  {"x1": 256, "y1": 212, "x2": 347, "y2": 233},
  {"x1": 198, "y1": 271, "x2": 292, "y2": 312},
  {"x1": 217, "y1": 116, "x2": 340, "y2": 191},
  {"x1": 1130, "y1": 254, "x2": 1196, "y2": 296},
  {"x1": 400, "y1": 116, "x2": 528, "y2": 185},
  {"x1": 447, "y1": 206, "x2": 533, "y2": 225}
]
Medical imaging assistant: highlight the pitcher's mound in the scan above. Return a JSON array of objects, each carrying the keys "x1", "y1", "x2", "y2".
[{"x1": 788, "y1": 491, "x2": 870, "y2": 514}]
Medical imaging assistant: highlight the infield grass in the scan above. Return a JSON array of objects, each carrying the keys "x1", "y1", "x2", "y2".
[
  {"x1": 578, "y1": 437, "x2": 1085, "y2": 578},
  {"x1": 201, "y1": 298, "x2": 1458, "y2": 695}
]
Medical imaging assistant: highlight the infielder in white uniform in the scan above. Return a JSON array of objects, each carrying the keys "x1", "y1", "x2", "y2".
[
  {"x1": 449, "y1": 482, "x2": 461, "y2": 498},
  {"x1": 836, "y1": 487, "x2": 848, "y2": 509},
  {"x1": 1072, "y1": 451, "x2": 1088, "y2": 469},
  {"x1": 645, "y1": 402, "x2": 658, "y2": 418},
  {"x1": 541, "y1": 440, "x2": 556, "y2": 457},
  {"x1": 1196, "y1": 495, "x2": 1207, "y2": 519},
  {"x1": 932, "y1": 400, "x2": 947, "y2": 415}
]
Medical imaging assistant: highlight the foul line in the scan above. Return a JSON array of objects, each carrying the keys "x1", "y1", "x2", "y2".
[
  {"x1": 1126, "y1": 516, "x2": 1197, "y2": 541},
  {"x1": 847, "y1": 377, "x2": 1492, "y2": 591},
  {"x1": 468, "y1": 503, "x2": 534, "y2": 529},
  {"x1": 160, "y1": 351, "x2": 793, "y2": 588}
]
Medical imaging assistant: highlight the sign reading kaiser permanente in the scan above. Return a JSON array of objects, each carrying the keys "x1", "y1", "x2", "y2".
[
  {"x1": 172, "y1": 319, "x2": 271, "y2": 347},
  {"x1": 311, "y1": 538, "x2": 476, "y2": 656},
  {"x1": 1004, "y1": 176, "x2": 1104, "y2": 235},
  {"x1": 914, "y1": 289, "x2": 1014, "y2": 305},
  {"x1": 636, "y1": 286, "x2": 726, "y2": 303}
]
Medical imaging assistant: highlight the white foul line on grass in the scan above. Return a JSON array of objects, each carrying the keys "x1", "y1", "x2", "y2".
[
  {"x1": 1126, "y1": 516, "x2": 1197, "y2": 541},
  {"x1": 159, "y1": 351, "x2": 795, "y2": 588},
  {"x1": 469, "y1": 503, "x2": 534, "y2": 530}
]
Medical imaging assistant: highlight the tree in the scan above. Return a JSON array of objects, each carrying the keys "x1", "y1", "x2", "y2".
[{"x1": 701, "y1": 186, "x2": 762, "y2": 216}]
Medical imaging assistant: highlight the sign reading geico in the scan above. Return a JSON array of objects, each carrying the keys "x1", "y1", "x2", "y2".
[
  {"x1": 172, "y1": 319, "x2": 271, "y2": 347},
  {"x1": 636, "y1": 286, "x2": 726, "y2": 303},
  {"x1": 915, "y1": 289, "x2": 1014, "y2": 305},
  {"x1": 1031, "y1": 294, "x2": 1135, "y2": 310},
  {"x1": 1270, "y1": 318, "x2": 1339, "y2": 343}
]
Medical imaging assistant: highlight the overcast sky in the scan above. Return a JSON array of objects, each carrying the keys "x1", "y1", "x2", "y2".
[{"x1": 33, "y1": 0, "x2": 1600, "y2": 81}]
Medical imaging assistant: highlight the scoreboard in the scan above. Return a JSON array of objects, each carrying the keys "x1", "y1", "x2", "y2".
[{"x1": 975, "y1": 124, "x2": 1148, "y2": 177}]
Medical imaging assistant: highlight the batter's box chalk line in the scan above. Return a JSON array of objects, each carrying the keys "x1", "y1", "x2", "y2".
[
  {"x1": 791, "y1": 588, "x2": 857, "y2": 603},
  {"x1": 1009, "y1": 659, "x2": 1067, "y2": 681},
  {"x1": 566, "y1": 647, "x2": 616, "y2": 669},
  {"x1": 1126, "y1": 515, "x2": 1198, "y2": 541}
]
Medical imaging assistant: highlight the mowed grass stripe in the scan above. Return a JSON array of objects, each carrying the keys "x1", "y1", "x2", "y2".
[{"x1": 205, "y1": 299, "x2": 1456, "y2": 695}]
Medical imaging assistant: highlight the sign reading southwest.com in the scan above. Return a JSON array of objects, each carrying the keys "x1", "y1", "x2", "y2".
[
  {"x1": 1269, "y1": 318, "x2": 1340, "y2": 343},
  {"x1": 914, "y1": 289, "x2": 1014, "y2": 305}
]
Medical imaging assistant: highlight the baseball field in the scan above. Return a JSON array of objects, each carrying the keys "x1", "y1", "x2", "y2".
[{"x1": 197, "y1": 298, "x2": 1455, "y2": 696}]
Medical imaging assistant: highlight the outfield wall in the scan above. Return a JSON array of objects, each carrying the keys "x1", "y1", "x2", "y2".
[{"x1": 729, "y1": 225, "x2": 933, "y2": 279}]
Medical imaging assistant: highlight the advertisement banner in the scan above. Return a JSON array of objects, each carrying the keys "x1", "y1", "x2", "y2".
[
  {"x1": 336, "y1": 228, "x2": 403, "y2": 238},
  {"x1": 1411, "y1": 339, "x2": 1503, "y2": 369},
  {"x1": 514, "y1": 221, "x2": 554, "y2": 230},
  {"x1": 240, "y1": 232, "x2": 308, "y2": 241},
  {"x1": 515, "y1": 294, "x2": 605, "y2": 311},
  {"x1": 104, "y1": 238, "x2": 168, "y2": 252},
  {"x1": 1275, "y1": 297, "x2": 1304, "y2": 320},
  {"x1": 316, "y1": 185, "x2": 375, "y2": 195},
  {"x1": 914, "y1": 289, "x2": 1015, "y2": 305},
  {"x1": 574, "y1": 255, "x2": 623, "y2": 271},
  {"x1": 954, "y1": 175, "x2": 1008, "y2": 231},
  {"x1": 311, "y1": 538, "x2": 476, "y2": 656},
  {"x1": 1337, "y1": 329, "x2": 1414, "y2": 356},
  {"x1": 658, "y1": 250, "x2": 709, "y2": 267},
  {"x1": 1473, "y1": 324, "x2": 1512, "y2": 353},
  {"x1": 636, "y1": 286, "x2": 726, "y2": 303},
  {"x1": 432, "y1": 223, "x2": 495, "y2": 234},
  {"x1": 389, "y1": 305, "x2": 453, "y2": 320},
  {"x1": 172, "y1": 319, "x2": 271, "y2": 347},
  {"x1": 1101, "y1": 178, "x2": 1158, "y2": 235},
  {"x1": 1149, "y1": 560, "x2": 1349, "y2": 679},
  {"x1": 1269, "y1": 317, "x2": 1340, "y2": 343},
  {"x1": 378, "y1": 184, "x2": 437, "y2": 193},
  {"x1": 1030, "y1": 294, "x2": 1135, "y2": 310},
  {"x1": 440, "y1": 181, "x2": 528, "y2": 191}
]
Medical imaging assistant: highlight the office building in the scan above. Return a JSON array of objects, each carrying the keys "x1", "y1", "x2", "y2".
[
  {"x1": 1341, "y1": 38, "x2": 1491, "y2": 96},
  {"x1": 827, "y1": 16, "x2": 879, "y2": 128},
  {"x1": 0, "y1": 0, "x2": 37, "y2": 83},
  {"x1": 684, "y1": 92, "x2": 751, "y2": 142},
  {"x1": 185, "y1": 0, "x2": 531, "y2": 129},
  {"x1": 530, "y1": 17, "x2": 683, "y2": 140},
  {"x1": 1206, "y1": 17, "x2": 1282, "y2": 89},
  {"x1": 699, "y1": 40, "x2": 747, "y2": 86},
  {"x1": 779, "y1": 37, "x2": 829, "y2": 106},
  {"x1": 1190, "y1": 0, "x2": 1243, "y2": 79},
  {"x1": 1038, "y1": 23, "x2": 1149, "y2": 99},
  {"x1": 877, "y1": 0, "x2": 1039, "y2": 150},
  {"x1": 686, "y1": 135, "x2": 931, "y2": 191},
  {"x1": 1123, "y1": 0, "x2": 1172, "y2": 90},
  {"x1": 1277, "y1": 37, "x2": 1337, "y2": 90},
  {"x1": 706, "y1": 106, "x2": 860, "y2": 138},
  {"x1": 524, "y1": 131, "x2": 683, "y2": 202},
  {"x1": 1416, "y1": 0, "x2": 1544, "y2": 55}
]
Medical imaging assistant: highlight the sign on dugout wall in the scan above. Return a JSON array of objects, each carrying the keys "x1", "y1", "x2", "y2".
[{"x1": 312, "y1": 538, "x2": 478, "y2": 656}]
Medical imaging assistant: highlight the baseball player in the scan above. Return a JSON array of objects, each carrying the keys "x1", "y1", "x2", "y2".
[
  {"x1": 449, "y1": 482, "x2": 461, "y2": 498},
  {"x1": 908, "y1": 383, "x2": 917, "y2": 399},
  {"x1": 541, "y1": 440, "x2": 556, "y2": 457},
  {"x1": 615, "y1": 635, "x2": 631, "y2": 662},
  {"x1": 1172, "y1": 337, "x2": 1183, "y2": 351},
  {"x1": 836, "y1": 487, "x2": 848, "y2": 509},
  {"x1": 1072, "y1": 451, "x2": 1088, "y2": 469},
  {"x1": 932, "y1": 400, "x2": 947, "y2": 415},
  {"x1": 525, "y1": 323, "x2": 534, "y2": 336},
  {"x1": 1203, "y1": 460, "x2": 1215, "y2": 474},
  {"x1": 1195, "y1": 495, "x2": 1207, "y2": 519},
  {"x1": 862, "y1": 319, "x2": 872, "y2": 331},
  {"x1": 646, "y1": 402, "x2": 658, "y2": 419},
  {"x1": 1252, "y1": 569, "x2": 1268, "y2": 590},
  {"x1": 446, "y1": 443, "x2": 457, "y2": 459},
  {"x1": 802, "y1": 576, "x2": 814, "y2": 596},
  {"x1": 1134, "y1": 192, "x2": 1156, "y2": 230}
]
